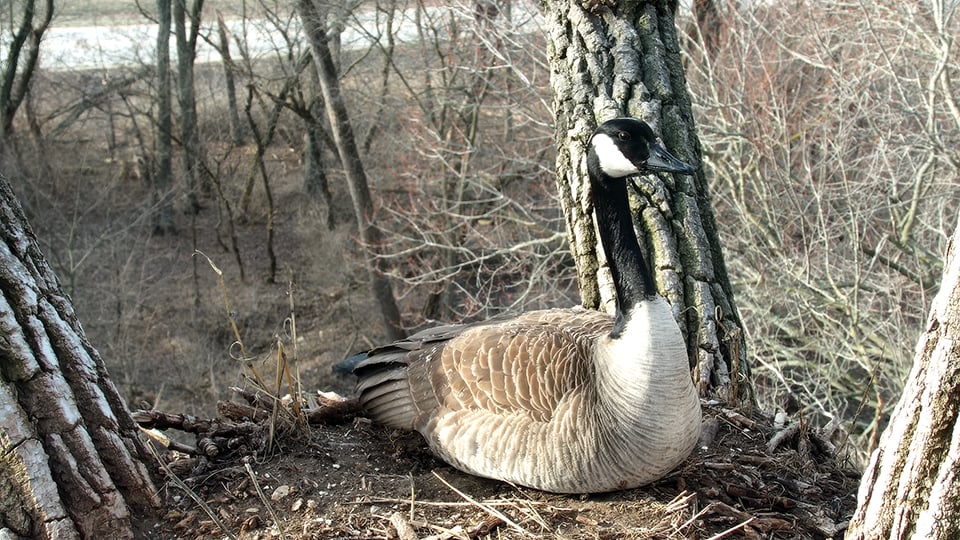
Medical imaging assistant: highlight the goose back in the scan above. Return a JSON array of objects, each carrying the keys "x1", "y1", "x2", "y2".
[{"x1": 355, "y1": 308, "x2": 610, "y2": 429}]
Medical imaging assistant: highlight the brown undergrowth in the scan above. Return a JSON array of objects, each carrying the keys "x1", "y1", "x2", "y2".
[{"x1": 133, "y1": 387, "x2": 859, "y2": 540}]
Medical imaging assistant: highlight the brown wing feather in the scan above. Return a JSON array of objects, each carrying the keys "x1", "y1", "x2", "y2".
[{"x1": 354, "y1": 308, "x2": 613, "y2": 429}]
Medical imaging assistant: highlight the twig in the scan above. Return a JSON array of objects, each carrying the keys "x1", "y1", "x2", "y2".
[
  {"x1": 138, "y1": 426, "x2": 199, "y2": 455},
  {"x1": 471, "y1": 514, "x2": 505, "y2": 537},
  {"x1": 269, "y1": 341, "x2": 284, "y2": 453},
  {"x1": 305, "y1": 392, "x2": 360, "y2": 423},
  {"x1": 144, "y1": 440, "x2": 238, "y2": 540},
  {"x1": 431, "y1": 472, "x2": 528, "y2": 535},
  {"x1": 245, "y1": 462, "x2": 285, "y2": 538},
  {"x1": 195, "y1": 250, "x2": 268, "y2": 389},
  {"x1": 514, "y1": 498, "x2": 549, "y2": 531},
  {"x1": 678, "y1": 502, "x2": 715, "y2": 533},
  {"x1": 410, "y1": 521, "x2": 468, "y2": 540},
  {"x1": 408, "y1": 474, "x2": 416, "y2": 522},
  {"x1": 664, "y1": 490, "x2": 697, "y2": 513},
  {"x1": 347, "y1": 497, "x2": 563, "y2": 508},
  {"x1": 706, "y1": 517, "x2": 755, "y2": 540},
  {"x1": 286, "y1": 276, "x2": 306, "y2": 426},
  {"x1": 722, "y1": 408, "x2": 758, "y2": 430}
]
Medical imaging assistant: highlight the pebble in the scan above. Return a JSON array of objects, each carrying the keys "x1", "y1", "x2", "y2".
[{"x1": 271, "y1": 485, "x2": 291, "y2": 501}]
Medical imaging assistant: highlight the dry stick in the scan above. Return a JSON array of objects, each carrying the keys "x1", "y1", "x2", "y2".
[
  {"x1": 844, "y1": 355, "x2": 883, "y2": 453},
  {"x1": 678, "y1": 503, "x2": 716, "y2": 533},
  {"x1": 705, "y1": 517, "x2": 755, "y2": 540},
  {"x1": 353, "y1": 497, "x2": 572, "y2": 509},
  {"x1": 431, "y1": 472, "x2": 528, "y2": 535},
  {"x1": 143, "y1": 439, "x2": 238, "y2": 540},
  {"x1": 514, "y1": 497, "x2": 549, "y2": 531},
  {"x1": 646, "y1": 491, "x2": 696, "y2": 537},
  {"x1": 279, "y1": 345, "x2": 305, "y2": 429},
  {"x1": 665, "y1": 491, "x2": 701, "y2": 534},
  {"x1": 664, "y1": 490, "x2": 697, "y2": 513},
  {"x1": 286, "y1": 277, "x2": 306, "y2": 427},
  {"x1": 195, "y1": 250, "x2": 268, "y2": 389},
  {"x1": 244, "y1": 462, "x2": 285, "y2": 539},
  {"x1": 767, "y1": 421, "x2": 801, "y2": 454},
  {"x1": 408, "y1": 474, "x2": 417, "y2": 522},
  {"x1": 139, "y1": 426, "x2": 198, "y2": 455},
  {"x1": 268, "y1": 341, "x2": 284, "y2": 453},
  {"x1": 153, "y1": 382, "x2": 165, "y2": 411},
  {"x1": 411, "y1": 521, "x2": 468, "y2": 540}
]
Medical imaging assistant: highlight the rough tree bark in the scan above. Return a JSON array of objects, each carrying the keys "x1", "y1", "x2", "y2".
[
  {"x1": 298, "y1": 0, "x2": 405, "y2": 341},
  {"x1": 543, "y1": 0, "x2": 749, "y2": 402},
  {"x1": 0, "y1": 176, "x2": 158, "y2": 539},
  {"x1": 846, "y1": 214, "x2": 960, "y2": 538}
]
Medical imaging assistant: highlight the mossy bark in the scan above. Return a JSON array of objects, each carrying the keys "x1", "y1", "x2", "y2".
[
  {"x1": 847, "y1": 214, "x2": 960, "y2": 538},
  {"x1": 0, "y1": 176, "x2": 158, "y2": 539},
  {"x1": 543, "y1": 0, "x2": 750, "y2": 402}
]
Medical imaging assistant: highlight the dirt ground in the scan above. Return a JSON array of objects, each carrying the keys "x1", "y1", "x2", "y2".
[{"x1": 132, "y1": 392, "x2": 859, "y2": 540}]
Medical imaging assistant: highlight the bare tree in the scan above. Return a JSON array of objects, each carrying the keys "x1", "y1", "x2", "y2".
[
  {"x1": 154, "y1": 0, "x2": 177, "y2": 234},
  {"x1": 298, "y1": 0, "x2": 405, "y2": 340},
  {"x1": 682, "y1": 0, "x2": 959, "y2": 451},
  {"x1": 543, "y1": 0, "x2": 750, "y2": 403},
  {"x1": 173, "y1": 0, "x2": 206, "y2": 213},
  {"x1": 363, "y1": 1, "x2": 570, "y2": 327},
  {"x1": 0, "y1": 0, "x2": 53, "y2": 147},
  {"x1": 846, "y1": 211, "x2": 960, "y2": 538},
  {"x1": 242, "y1": 84, "x2": 280, "y2": 282},
  {"x1": 0, "y1": 174, "x2": 158, "y2": 539},
  {"x1": 215, "y1": 11, "x2": 245, "y2": 145}
]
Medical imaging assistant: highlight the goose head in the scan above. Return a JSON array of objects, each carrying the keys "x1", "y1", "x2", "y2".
[
  {"x1": 584, "y1": 118, "x2": 696, "y2": 323},
  {"x1": 588, "y1": 118, "x2": 695, "y2": 181}
]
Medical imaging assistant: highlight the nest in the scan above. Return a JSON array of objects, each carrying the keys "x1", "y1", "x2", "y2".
[{"x1": 133, "y1": 389, "x2": 860, "y2": 539}]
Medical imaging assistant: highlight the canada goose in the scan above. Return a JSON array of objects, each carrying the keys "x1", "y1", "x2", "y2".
[{"x1": 350, "y1": 118, "x2": 702, "y2": 493}]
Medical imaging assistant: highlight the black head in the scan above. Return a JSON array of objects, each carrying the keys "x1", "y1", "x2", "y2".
[{"x1": 589, "y1": 118, "x2": 695, "y2": 179}]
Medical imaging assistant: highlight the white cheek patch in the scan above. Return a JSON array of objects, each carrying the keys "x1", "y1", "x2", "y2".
[{"x1": 592, "y1": 133, "x2": 640, "y2": 178}]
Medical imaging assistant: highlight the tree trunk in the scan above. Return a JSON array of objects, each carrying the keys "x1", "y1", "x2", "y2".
[
  {"x1": 0, "y1": 0, "x2": 53, "y2": 143},
  {"x1": 242, "y1": 86, "x2": 279, "y2": 283},
  {"x1": 303, "y1": 116, "x2": 335, "y2": 230},
  {"x1": 846, "y1": 214, "x2": 960, "y2": 538},
  {"x1": 173, "y1": 0, "x2": 205, "y2": 214},
  {"x1": 543, "y1": 0, "x2": 750, "y2": 403},
  {"x1": 298, "y1": 0, "x2": 405, "y2": 341},
  {"x1": 154, "y1": 0, "x2": 176, "y2": 235},
  {"x1": 215, "y1": 11, "x2": 244, "y2": 145},
  {"x1": 0, "y1": 176, "x2": 159, "y2": 539}
]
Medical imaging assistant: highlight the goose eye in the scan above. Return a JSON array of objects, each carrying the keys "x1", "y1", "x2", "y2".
[{"x1": 617, "y1": 131, "x2": 630, "y2": 141}]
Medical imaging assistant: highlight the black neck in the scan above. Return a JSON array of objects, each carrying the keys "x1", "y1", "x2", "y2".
[{"x1": 590, "y1": 166, "x2": 657, "y2": 331}]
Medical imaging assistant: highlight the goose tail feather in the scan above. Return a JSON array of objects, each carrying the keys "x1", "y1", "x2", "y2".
[{"x1": 352, "y1": 351, "x2": 420, "y2": 430}]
